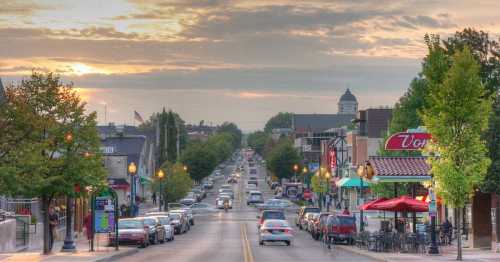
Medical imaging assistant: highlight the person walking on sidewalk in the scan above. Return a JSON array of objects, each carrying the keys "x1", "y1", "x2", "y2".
[
  {"x1": 48, "y1": 207, "x2": 59, "y2": 251},
  {"x1": 152, "y1": 192, "x2": 157, "y2": 205},
  {"x1": 325, "y1": 194, "x2": 331, "y2": 212}
]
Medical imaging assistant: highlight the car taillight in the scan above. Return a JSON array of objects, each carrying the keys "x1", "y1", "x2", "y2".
[{"x1": 284, "y1": 229, "x2": 291, "y2": 233}]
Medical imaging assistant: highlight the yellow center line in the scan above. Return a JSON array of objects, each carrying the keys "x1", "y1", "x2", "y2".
[{"x1": 240, "y1": 223, "x2": 254, "y2": 262}]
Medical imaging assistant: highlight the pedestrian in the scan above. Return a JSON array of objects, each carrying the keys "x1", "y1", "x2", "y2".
[
  {"x1": 342, "y1": 206, "x2": 350, "y2": 215},
  {"x1": 152, "y1": 192, "x2": 157, "y2": 205},
  {"x1": 83, "y1": 211, "x2": 92, "y2": 240},
  {"x1": 48, "y1": 207, "x2": 59, "y2": 251},
  {"x1": 325, "y1": 194, "x2": 331, "y2": 212},
  {"x1": 442, "y1": 217, "x2": 453, "y2": 245}
]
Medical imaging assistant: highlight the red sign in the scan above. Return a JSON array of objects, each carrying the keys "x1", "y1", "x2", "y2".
[
  {"x1": 385, "y1": 132, "x2": 432, "y2": 151},
  {"x1": 328, "y1": 148, "x2": 337, "y2": 170}
]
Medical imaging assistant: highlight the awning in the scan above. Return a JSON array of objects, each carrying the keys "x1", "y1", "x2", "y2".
[
  {"x1": 140, "y1": 176, "x2": 152, "y2": 185},
  {"x1": 107, "y1": 178, "x2": 129, "y2": 190},
  {"x1": 369, "y1": 156, "x2": 432, "y2": 183},
  {"x1": 336, "y1": 177, "x2": 370, "y2": 188}
]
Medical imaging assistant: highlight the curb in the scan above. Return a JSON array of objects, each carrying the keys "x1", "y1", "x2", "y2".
[
  {"x1": 337, "y1": 245, "x2": 388, "y2": 262},
  {"x1": 93, "y1": 248, "x2": 139, "y2": 262}
]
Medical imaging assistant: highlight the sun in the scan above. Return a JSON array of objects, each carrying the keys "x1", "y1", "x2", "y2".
[{"x1": 70, "y1": 63, "x2": 97, "y2": 76}]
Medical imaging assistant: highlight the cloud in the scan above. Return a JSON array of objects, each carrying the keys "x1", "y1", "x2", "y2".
[{"x1": 0, "y1": 0, "x2": 47, "y2": 16}]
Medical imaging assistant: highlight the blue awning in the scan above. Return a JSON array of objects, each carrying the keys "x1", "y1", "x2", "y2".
[{"x1": 336, "y1": 177, "x2": 370, "y2": 188}]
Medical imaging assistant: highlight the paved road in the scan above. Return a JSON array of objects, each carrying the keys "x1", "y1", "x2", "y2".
[{"x1": 121, "y1": 161, "x2": 375, "y2": 262}]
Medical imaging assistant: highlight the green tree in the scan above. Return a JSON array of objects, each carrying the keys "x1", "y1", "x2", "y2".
[
  {"x1": 206, "y1": 133, "x2": 233, "y2": 163},
  {"x1": 422, "y1": 47, "x2": 492, "y2": 260},
  {"x1": 266, "y1": 139, "x2": 301, "y2": 180},
  {"x1": 218, "y1": 122, "x2": 242, "y2": 149},
  {"x1": 247, "y1": 131, "x2": 269, "y2": 156},
  {"x1": 0, "y1": 72, "x2": 106, "y2": 254},
  {"x1": 264, "y1": 112, "x2": 292, "y2": 133},
  {"x1": 166, "y1": 110, "x2": 178, "y2": 162},
  {"x1": 152, "y1": 162, "x2": 193, "y2": 207},
  {"x1": 180, "y1": 143, "x2": 217, "y2": 183},
  {"x1": 481, "y1": 95, "x2": 500, "y2": 194}
]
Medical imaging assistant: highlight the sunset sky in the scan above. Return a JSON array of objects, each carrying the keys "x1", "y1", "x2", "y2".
[{"x1": 1, "y1": 0, "x2": 499, "y2": 131}]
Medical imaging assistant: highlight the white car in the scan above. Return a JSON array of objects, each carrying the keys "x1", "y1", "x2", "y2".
[
  {"x1": 259, "y1": 219, "x2": 294, "y2": 246},
  {"x1": 216, "y1": 195, "x2": 233, "y2": 209},
  {"x1": 245, "y1": 184, "x2": 257, "y2": 193},
  {"x1": 151, "y1": 215, "x2": 175, "y2": 242}
]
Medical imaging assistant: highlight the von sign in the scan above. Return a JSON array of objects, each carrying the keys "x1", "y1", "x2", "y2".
[{"x1": 385, "y1": 132, "x2": 432, "y2": 151}]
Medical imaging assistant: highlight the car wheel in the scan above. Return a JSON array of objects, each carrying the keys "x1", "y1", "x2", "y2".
[
  {"x1": 299, "y1": 224, "x2": 302, "y2": 230},
  {"x1": 259, "y1": 241, "x2": 264, "y2": 246},
  {"x1": 140, "y1": 241, "x2": 147, "y2": 248},
  {"x1": 285, "y1": 241, "x2": 291, "y2": 246}
]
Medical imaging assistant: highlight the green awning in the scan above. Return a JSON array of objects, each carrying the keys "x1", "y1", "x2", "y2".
[
  {"x1": 140, "y1": 176, "x2": 152, "y2": 185},
  {"x1": 336, "y1": 177, "x2": 370, "y2": 188}
]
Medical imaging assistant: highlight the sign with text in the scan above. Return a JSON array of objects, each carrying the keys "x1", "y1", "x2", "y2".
[
  {"x1": 94, "y1": 196, "x2": 115, "y2": 233},
  {"x1": 385, "y1": 132, "x2": 432, "y2": 151}
]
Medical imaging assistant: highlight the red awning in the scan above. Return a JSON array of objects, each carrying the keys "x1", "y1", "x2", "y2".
[
  {"x1": 371, "y1": 195, "x2": 428, "y2": 212},
  {"x1": 359, "y1": 197, "x2": 388, "y2": 211}
]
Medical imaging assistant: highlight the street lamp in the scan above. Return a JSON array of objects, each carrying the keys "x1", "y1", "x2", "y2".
[
  {"x1": 357, "y1": 161, "x2": 373, "y2": 232},
  {"x1": 157, "y1": 169, "x2": 165, "y2": 212},
  {"x1": 61, "y1": 131, "x2": 76, "y2": 252},
  {"x1": 183, "y1": 165, "x2": 188, "y2": 172},
  {"x1": 293, "y1": 164, "x2": 299, "y2": 182},
  {"x1": 128, "y1": 162, "x2": 137, "y2": 217}
]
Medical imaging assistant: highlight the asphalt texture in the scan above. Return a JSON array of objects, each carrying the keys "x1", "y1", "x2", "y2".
[{"x1": 119, "y1": 161, "x2": 375, "y2": 262}]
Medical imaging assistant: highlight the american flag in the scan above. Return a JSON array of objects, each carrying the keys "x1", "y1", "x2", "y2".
[{"x1": 134, "y1": 110, "x2": 144, "y2": 123}]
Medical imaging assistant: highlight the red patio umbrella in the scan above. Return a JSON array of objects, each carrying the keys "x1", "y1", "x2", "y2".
[
  {"x1": 371, "y1": 195, "x2": 428, "y2": 212},
  {"x1": 359, "y1": 197, "x2": 388, "y2": 211}
]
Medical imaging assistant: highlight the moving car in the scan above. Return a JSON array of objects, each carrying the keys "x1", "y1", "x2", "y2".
[
  {"x1": 295, "y1": 206, "x2": 321, "y2": 229},
  {"x1": 256, "y1": 199, "x2": 294, "y2": 211},
  {"x1": 325, "y1": 214, "x2": 357, "y2": 245},
  {"x1": 259, "y1": 219, "x2": 294, "y2": 246},
  {"x1": 216, "y1": 195, "x2": 233, "y2": 209},
  {"x1": 246, "y1": 191, "x2": 264, "y2": 205},
  {"x1": 219, "y1": 188, "x2": 234, "y2": 199},
  {"x1": 245, "y1": 183, "x2": 257, "y2": 193},
  {"x1": 248, "y1": 177, "x2": 258, "y2": 186},
  {"x1": 180, "y1": 197, "x2": 196, "y2": 206},
  {"x1": 257, "y1": 210, "x2": 286, "y2": 229},
  {"x1": 139, "y1": 216, "x2": 166, "y2": 244},
  {"x1": 112, "y1": 218, "x2": 149, "y2": 248},
  {"x1": 168, "y1": 212, "x2": 189, "y2": 234}
]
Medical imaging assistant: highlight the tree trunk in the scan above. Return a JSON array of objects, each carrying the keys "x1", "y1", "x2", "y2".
[
  {"x1": 457, "y1": 208, "x2": 462, "y2": 260},
  {"x1": 42, "y1": 195, "x2": 50, "y2": 255}
]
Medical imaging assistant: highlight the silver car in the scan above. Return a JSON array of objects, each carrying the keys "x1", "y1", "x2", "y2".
[
  {"x1": 259, "y1": 219, "x2": 294, "y2": 246},
  {"x1": 147, "y1": 215, "x2": 175, "y2": 242}
]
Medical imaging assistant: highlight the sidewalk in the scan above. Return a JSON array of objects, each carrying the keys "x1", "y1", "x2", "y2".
[
  {"x1": 338, "y1": 244, "x2": 500, "y2": 262},
  {"x1": 0, "y1": 234, "x2": 137, "y2": 262}
]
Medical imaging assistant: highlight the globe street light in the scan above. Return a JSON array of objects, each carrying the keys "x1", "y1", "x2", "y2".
[
  {"x1": 302, "y1": 166, "x2": 308, "y2": 187},
  {"x1": 128, "y1": 162, "x2": 137, "y2": 217},
  {"x1": 157, "y1": 169, "x2": 165, "y2": 212},
  {"x1": 61, "y1": 131, "x2": 76, "y2": 252},
  {"x1": 293, "y1": 164, "x2": 299, "y2": 182}
]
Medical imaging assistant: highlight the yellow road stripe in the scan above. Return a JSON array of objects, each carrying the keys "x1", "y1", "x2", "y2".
[{"x1": 241, "y1": 223, "x2": 254, "y2": 262}]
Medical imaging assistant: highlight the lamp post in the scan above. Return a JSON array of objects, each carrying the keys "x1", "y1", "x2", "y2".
[
  {"x1": 357, "y1": 161, "x2": 373, "y2": 232},
  {"x1": 293, "y1": 164, "x2": 299, "y2": 182},
  {"x1": 302, "y1": 167, "x2": 308, "y2": 187},
  {"x1": 128, "y1": 162, "x2": 137, "y2": 217},
  {"x1": 428, "y1": 181, "x2": 439, "y2": 255},
  {"x1": 61, "y1": 132, "x2": 76, "y2": 252},
  {"x1": 157, "y1": 169, "x2": 165, "y2": 212},
  {"x1": 325, "y1": 171, "x2": 331, "y2": 212}
]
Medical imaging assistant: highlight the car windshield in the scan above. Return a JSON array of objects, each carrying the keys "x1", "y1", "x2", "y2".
[
  {"x1": 169, "y1": 214, "x2": 181, "y2": 220},
  {"x1": 119, "y1": 220, "x2": 142, "y2": 229},
  {"x1": 157, "y1": 216, "x2": 170, "y2": 225},
  {"x1": 264, "y1": 220, "x2": 289, "y2": 228},
  {"x1": 263, "y1": 211, "x2": 285, "y2": 220},
  {"x1": 338, "y1": 216, "x2": 356, "y2": 225},
  {"x1": 304, "y1": 208, "x2": 320, "y2": 214},
  {"x1": 143, "y1": 218, "x2": 157, "y2": 226},
  {"x1": 219, "y1": 196, "x2": 230, "y2": 200}
]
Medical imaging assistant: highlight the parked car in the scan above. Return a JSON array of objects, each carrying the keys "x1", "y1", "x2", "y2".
[
  {"x1": 192, "y1": 188, "x2": 206, "y2": 199},
  {"x1": 325, "y1": 214, "x2": 357, "y2": 245},
  {"x1": 146, "y1": 215, "x2": 175, "y2": 242},
  {"x1": 301, "y1": 212, "x2": 317, "y2": 232},
  {"x1": 257, "y1": 210, "x2": 286, "y2": 229},
  {"x1": 311, "y1": 212, "x2": 330, "y2": 240},
  {"x1": 180, "y1": 197, "x2": 196, "y2": 206},
  {"x1": 247, "y1": 191, "x2": 264, "y2": 205},
  {"x1": 139, "y1": 216, "x2": 166, "y2": 244},
  {"x1": 307, "y1": 213, "x2": 321, "y2": 233},
  {"x1": 270, "y1": 182, "x2": 280, "y2": 190},
  {"x1": 216, "y1": 195, "x2": 233, "y2": 209},
  {"x1": 227, "y1": 177, "x2": 237, "y2": 184},
  {"x1": 112, "y1": 218, "x2": 149, "y2": 248},
  {"x1": 170, "y1": 208, "x2": 194, "y2": 226},
  {"x1": 168, "y1": 212, "x2": 189, "y2": 234},
  {"x1": 295, "y1": 206, "x2": 321, "y2": 229},
  {"x1": 258, "y1": 219, "x2": 294, "y2": 246}
]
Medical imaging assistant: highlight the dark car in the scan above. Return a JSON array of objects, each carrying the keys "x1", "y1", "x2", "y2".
[
  {"x1": 111, "y1": 218, "x2": 149, "y2": 248},
  {"x1": 325, "y1": 214, "x2": 357, "y2": 245},
  {"x1": 257, "y1": 210, "x2": 286, "y2": 229},
  {"x1": 295, "y1": 206, "x2": 321, "y2": 230},
  {"x1": 140, "y1": 216, "x2": 166, "y2": 244},
  {"x1": 168, "y1": 212, "x2": 189, "y2": 234},
  {"x1": 311, "y1": 212, "x2": 330, "y2": 240}
]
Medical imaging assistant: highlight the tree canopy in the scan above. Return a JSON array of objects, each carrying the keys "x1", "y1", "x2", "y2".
[
  {"x1": 264, "y1": 112, "x2": 292, "y2": 133},
  {"x1": 153, "y1": 162, "x2": 192, "y2": 206},
  {"x1": 266, "y1": 139, "x2": 301, "y2": 180}
]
